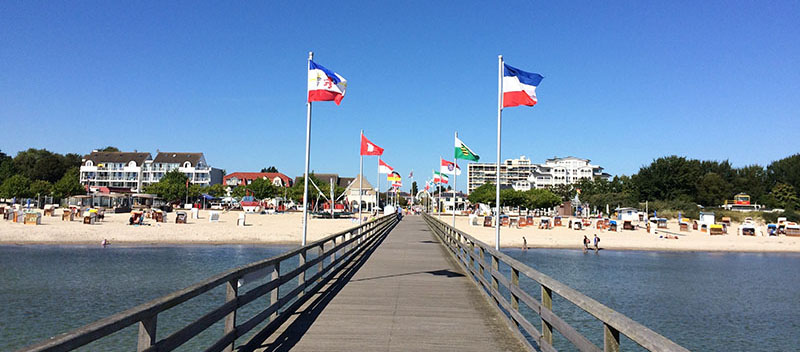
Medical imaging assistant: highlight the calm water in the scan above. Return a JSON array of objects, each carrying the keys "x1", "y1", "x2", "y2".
[
  {"x1": 2, "y1": 246, "x2": 799, "y2": 351},
  {"x1": 503, "y1": 249, "x2": 800, "y2": 351},
  {"x1": 0, "y1": 245, "x2": 292, "y2": 351}
]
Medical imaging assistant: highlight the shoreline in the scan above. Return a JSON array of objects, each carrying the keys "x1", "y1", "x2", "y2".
[{"x1": 2, "y1": 211, "x2": 799, "y2": 253}]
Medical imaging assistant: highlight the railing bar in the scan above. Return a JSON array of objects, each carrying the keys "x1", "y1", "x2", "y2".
[
  {"x1": 424, "y1": 213, "x2": 689, "y2": 352},
  {"x1": 143, "y1": 300, "x2": 238, "y2": 352}
]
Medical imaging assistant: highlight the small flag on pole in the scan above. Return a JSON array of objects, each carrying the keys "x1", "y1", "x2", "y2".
[
  {"x1": 408, "y1": 170, "x2": 414, "y2": 179},
  {"x1": 454, "y1": 136, "x2": 480, "y2": 161},
  {"x1": 360, "y1": 133, "x2": 384, "y2": 156},
  {"x1": 387, "y1": 171, "x2": 401, "y2": 182},
  {"x1": 440, "y1": 159, "x2": 461, "y2": 175},
  {"x1": 502, "y1": 63, "x2": 543, "y2": 108},
  {"x1": 379, "y1": 159, "x2": 394, "y2": 174},
  {"x1": 308, "y1": 60, "x2": 347, "y2": 105},
  {"x1": 433, "y1": 171, "x2": 449, "y2": 184}
]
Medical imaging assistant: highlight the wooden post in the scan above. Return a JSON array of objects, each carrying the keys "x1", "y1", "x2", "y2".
[
  {"x1": 136, "y1": 315, "x2": 157, "y2": 352},
  {"x1": 491, "y1": 255, "x2": 499, "y2": 292},
  {"x1": 511, "y1": 267, "x2": 520, "y2": 329},
  {"x1": 542, "y1": 285, "x2": 553, "y2": 345},
  {"x1": 331, "y1": 237, "x2": 337, "y2": 263},
  {"x1": 604, "y1": 323, "x2": 620, "y2": 352},
  {"x1": 299, "y1": 250, "x2": 306, "y2": 296},
  {"x1": 271, "y1": 262, "x2": 280, "y2": 320},
  {"x1": 223, "y1": 279, "x2": 238, "y2": 352},
  {"x1": 468, "y1": 241, "x2": 475, "y2": 273},
  {"x1": 318, "y1": 244, "x2": 324, "y2": 282},
  {"x1": 479, "y1": 248, "x2": 486, "y2": 277}
]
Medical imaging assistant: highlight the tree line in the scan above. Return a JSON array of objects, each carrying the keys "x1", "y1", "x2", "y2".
[
  {"x1": 566, "y1": 154, "x2": 800, "y2": 220},
  {"x1": 0, "y1": 148, "x2": 85, "y2": 200}
]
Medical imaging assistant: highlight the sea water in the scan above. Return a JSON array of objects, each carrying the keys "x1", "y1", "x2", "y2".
[{"x1": 2, "y1": 246, "x2": 799, "y2": 351}]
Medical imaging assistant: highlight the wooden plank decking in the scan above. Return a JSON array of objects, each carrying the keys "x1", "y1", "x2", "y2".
[{"x1": 247, "y1": 216, "x2": 525, "y2": 351}]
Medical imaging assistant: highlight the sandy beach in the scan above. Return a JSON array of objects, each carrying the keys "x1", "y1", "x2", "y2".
[
  {"x1": 0, "y1": 210, "x2": 361, "y2": 246},
  {"x1": 446, "y1": 215, "x2": 800, "y2": 252},
  {"x1": 2, "y1": 211, "x2": 800, "y2": 252}
]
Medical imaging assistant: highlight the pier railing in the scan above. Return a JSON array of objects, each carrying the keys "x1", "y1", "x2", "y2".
[
  {"x1": 422, "y1": 213, "x2": 688, "y2": 352},
  {"x1": 20, "y1": 214, "x2": 399, "y2": 352}
]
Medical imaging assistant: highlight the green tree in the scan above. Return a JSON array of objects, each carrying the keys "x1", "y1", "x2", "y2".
[
  {"x1": 771, "y1": 183, "x2": 799, "y2": 209},
  {"x1": 767, "y1": 154, "x2": 800, "y2": 198},
  {"x1": 523, "y1": 189, "x2": 562, "y2": 209},
  {"x1": 0, "y1": 150, "x2": 15, "y2": 185},
  {"x1": 52, "y1": 167, "x2": 85, "y2": 200},
  {"x1": 98, "y1": 146, "x2": 120, "y2": 152},
  {"x1": 144, "y1": 170, "x2": 190, "y2": 203},
  {"x1": 634, "y1": 156, "x2": 702, "y2": 202},
  {"x1": 467, "y1": 183, "x2": 496, "y2": 206},
  {"x1": 733, "y1": 165, "x2": 767, "y2": 202},
  {"x1": 29, "y1": 180, "x2": 53, "y2": 196},
  {"x1": 234, "y1": 178, "x2": 278, "y2": 199},
  {"x1": 696, "y1": 172, "x2": 730, "y2": 206},
  {"x1": 205, "y1": 184, "x2": 227, "y2": 197},
  {"x1": 410, "y1": 181, "x2": 418, "y2": 196},
  {"x1": 260, "y1": 166, "x2": 279, "y2": 173},
  {"x1": 0, "y1": 174, "x2": 32, "y2": 198}
]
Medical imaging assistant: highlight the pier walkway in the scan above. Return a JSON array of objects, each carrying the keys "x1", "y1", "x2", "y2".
[{"x1": 249, "y1": 216, "x2": 525, "y2": 351}]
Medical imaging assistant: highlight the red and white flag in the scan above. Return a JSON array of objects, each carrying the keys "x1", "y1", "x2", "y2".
[
  {"x1": 378, "y1": 159, "x2": 394, "y2": 174},
  {"x1": 360, "y1": 133, "x2": 384, "y2": 156},
  {"x1": 440, "y1": 158, "x2": 461, "y2": 175}
]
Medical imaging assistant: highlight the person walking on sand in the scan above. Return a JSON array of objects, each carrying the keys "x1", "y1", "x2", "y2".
[
  {"x1": 593, "y1": 234, "x2": 600, "y2": 252},
  {"x1": 522, "y1": 236, "x2": 528, "y2": 251},
  {"x1": 583, "y1": 235, "x2": 589, "y2": 253}
]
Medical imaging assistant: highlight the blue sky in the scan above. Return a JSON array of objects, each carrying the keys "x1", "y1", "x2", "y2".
[{"x1": 2, "y1": 1, "x2": 798, "y2": 192}]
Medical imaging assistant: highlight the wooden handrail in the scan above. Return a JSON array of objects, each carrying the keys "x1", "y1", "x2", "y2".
[
  {"x1": 19, "y1": 214, "x2": 399, "y2": 352},
  {"x1": 422, "y1": 213, "x2": 688, "y2": 352}
]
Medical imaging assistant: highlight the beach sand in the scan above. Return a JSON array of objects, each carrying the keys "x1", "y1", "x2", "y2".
[
  {"x1": 3, "y1": 211, "x2": 799, "y2": 252},
  {"x1": 446, "y1": 215, "x2": 800, "y2": 252},
  {"x1": 0, "y1": 210, "x2": 361, "y2": 246}
]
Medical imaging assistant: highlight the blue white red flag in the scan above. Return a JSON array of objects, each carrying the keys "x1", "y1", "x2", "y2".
[
  {"x1": 502, "y1": 64, "x2": 543, "y2": 108},
  {"x1": 308, "y1": 60, "x2": 347, "y2": 105}
]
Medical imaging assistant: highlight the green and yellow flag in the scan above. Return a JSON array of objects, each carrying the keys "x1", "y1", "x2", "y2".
[{"x1": 454, "y1": 136, "x2": 480, "y2": 161}]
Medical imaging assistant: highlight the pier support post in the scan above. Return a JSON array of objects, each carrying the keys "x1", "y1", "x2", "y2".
[
  {"x1": 604, "y1": 323, "x2": 620, "y2": 352},
  {"x1": 136, "y1": 315, "x2": 157, "y2": 352},
  {"x1": 542, "y1": 285, "x2": 553, "y2": 345},
  {"x1": 299, "y1": 250, "x2": 306, "y2": 296},
  {"x1": 223, "y1": 279, "x2": 238, "y2": 352},
  {"x1": 271, "y1": 262, "x2": 280, "y2": 320}
]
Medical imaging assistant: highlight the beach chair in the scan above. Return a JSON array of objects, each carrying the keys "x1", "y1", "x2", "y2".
[
  {"x1": 501, "y1": 216, "x2": 510, "y2": 227},
  {"x1": 572, "y1": 221, "x2": 582, "y2": 230},
  {"x1": 657, "y1": 219, "x2": 668, "y2": 229},
  {"x1": 83, "y1": 213, "x2": 96, "y2": 225},
  {"x1": 518, "y1": 217, "x2": 527, "y2": 228},
  {"x1": 209, "y1": 211, "x2": 220, "y2": 222},
  {"x1": 62, "y1": 209, "x2": 72, "y2": 221},
  {"x1": 679, "y1": 222, "x2": 689, "y2": 232},
  {"x1": 526, "y1": 216, "x2": 534, "y2": 226},
  {"x1": 554, "y1": 217, "x2": 562, "y2": 227},
  {"x1": 483, "y1": 216, "x2": 493, "y2": 227},
  {"x1": 785, "y1": 224, "x2": 800, "y2": 237},
  {"x1": 721, "y1": 217, "x2": 731, "y2": 226},
  {"x1": 510, "y1": 217, "x2": 519, "y2": 228},
  {"x1": 709, "y1": 224, "x2": 724, "y2": 235},
  {"x1": 596, "y1": 221, "x2": 603, "y2": 229},
  {"x1": 609, "y1": 220, "x2": 617, "y2": 232},
  {"x1": 623, "y1": 220, "x2": 634, "y2": 230},
  {"x1": 176, "y1": 211, "x2": 187, "y2": 224},
  {"x1": 24, "y1": 212, "x2": 41, "y2": 225}
]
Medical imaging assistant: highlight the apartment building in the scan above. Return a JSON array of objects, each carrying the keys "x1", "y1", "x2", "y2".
[
  {"x1": 80, "y1": 151, "x2": 220, "y2": 192},
  {"x1": 467, "y1": 156, "x2": 609, "y2": 193}
]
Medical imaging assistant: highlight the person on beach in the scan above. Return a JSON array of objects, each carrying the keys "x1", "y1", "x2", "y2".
[
  {"x1": 522, "y1": 236, "x2": 528, "y2": 251},
  {"x1": 593, "y1": 234, "x2": 600, "y2": 252},
  {"x1": 583, "y1": 235, "x2": 589, "y2": 252}
]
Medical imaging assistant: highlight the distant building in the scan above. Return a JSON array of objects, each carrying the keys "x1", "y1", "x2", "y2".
[
  {"x1": 467, "y1": 156, "x2": 610, "y2": 193},
  {"x1": 224, "y1": 172, "x2": 293, "y2": 188},
  {"x1": 293, "y1": 174, "x2": 354, "y2": 189},
  {"x1": 344, "y1": 174, "x2": 377, "y2": 211},
  {"x1": 79, "y1": 150, "x2": 217, "y2": 193}
]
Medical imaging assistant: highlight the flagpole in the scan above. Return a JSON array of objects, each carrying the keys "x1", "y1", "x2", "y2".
[
  {"x1": 377, "y1": 155, "x2": 381, "y2": 212},
  {"x1": 453, "y1": 132, "x2": 458, "y2": 228},
  {"x1": 301, "y1": 51, "x2": 314, "y2": 247},
  {"x1": 495, "y1": 54, "x2": 503, "y2": 251},
  {"x1": 359, "y1": 130, "x2": 364, "y2": 226}
]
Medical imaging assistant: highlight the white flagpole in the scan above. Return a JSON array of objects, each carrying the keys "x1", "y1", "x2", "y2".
[
  {"x1": 359, "y1": 130, "x2": 364, "y2": 226},
  {"x1": 301, "y1": 51, "x2": 314, "y2": 246},
  {"x1": 452, "y1": 132, "x2": 458, "y2": 228},
  {"x1": 495, "y1": 54, "x2": 503, "y2": 251},
  {"x1": 377, "y1": 155, "x2": 381, "y2": 212}
]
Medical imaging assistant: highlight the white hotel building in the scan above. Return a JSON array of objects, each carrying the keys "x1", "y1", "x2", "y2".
[
  {"x1": 467, "y1": 156, "x2": 610, "y2": 193},
  {"x1": 79, "y1": 151, "x2": 219, "y2": 192}
]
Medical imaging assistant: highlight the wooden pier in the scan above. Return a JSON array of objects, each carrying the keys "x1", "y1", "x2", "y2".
[{"x1": 19, "y1": 214, "x2": 688, "y2": 352}]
